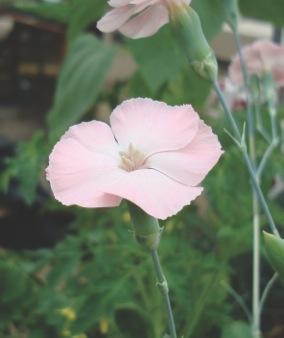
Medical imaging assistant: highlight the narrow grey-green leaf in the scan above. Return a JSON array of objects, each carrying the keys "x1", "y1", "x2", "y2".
[{"x1": 47, "y1": 34, "x2": 115, "y2": 139}]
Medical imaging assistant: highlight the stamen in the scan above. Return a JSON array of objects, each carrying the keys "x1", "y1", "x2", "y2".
[{"x1": 119, "y1": 144, "x2": 145, "y2": 172}]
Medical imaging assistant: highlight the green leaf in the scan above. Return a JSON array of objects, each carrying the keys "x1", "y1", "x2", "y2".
[
  {"x1": 263, "y1": 231, "x2": 284, "y2": 279},
  {"x1": 222, "y1": 321, "x2": 252, "y2": 338},
  {"x1": 192, "y1": 0, "x2": 227, "y2": 40},
  {"x1": 127, "y1": 26, "x2": 187, "y2": 93},
  {"x1": 67, "y1": 0, "x2": 106, "y2": 42},
  {"x1": 162, "y1": 65, "x2": 211, "y2": 109},
  {"x1": 239, "y1": 0, "x2": 284, "y2": 27},
  {"x1": 47, "y1": 34, "x2": 115, "y2": 140}
]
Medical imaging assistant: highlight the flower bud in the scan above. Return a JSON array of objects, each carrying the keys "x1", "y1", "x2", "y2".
[
  {"x1": 170, "y1": 6, "x2": 218, "y2": 81},
  {"x1": 128, "y1": 202, "x2": 161, "y2": 251}
]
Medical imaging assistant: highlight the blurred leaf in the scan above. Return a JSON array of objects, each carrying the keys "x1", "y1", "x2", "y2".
[
  {"x1": 192, "y1": 0, "x2": 227, "y2": 40},
  {"x1": 0, "y1": 261, "x2": 30, "y2": 305},
  {"x1": 222, "y1": 321, "x2": 252, "y2": 338},
  {"x1": 239, "y1": 0, "x2": 284, "y2": 27},
  {"x1": 115, "y1": 305, "x2": 152, "y2": 338},
  {"x1": 127, "y1": 73, "x2": 154, "y2": 98},
  {"x1": 127, "y1": 26, "x2": 187, "y2": 93},
  {"x1": 67, "y1": 0, "x2": 106, "y2": 42},
  {"x1": 206, "y1": 145, "x2": 252, "y2": 260},
  {"x1": 12, "y1": 0, "x2": 107, "y2": 42},
  {"x1": 47, "y1": 34, "x2": 115, "y2": 139},
  {"x1": 263, "y1": 231, "x2": 284, "y2": 279},
  {"x1": 13, "y1": 2, "x2": 70, "y2": 23},
  {"x1": 1, "y1": 131, "x2": 48, "y2": 204},
  {"x1": 162, "y1": 65, "x2": 211, "y2": 109}
]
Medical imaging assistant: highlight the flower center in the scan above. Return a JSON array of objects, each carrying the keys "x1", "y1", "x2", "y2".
[{"x1": 119, "y1": 144, "x2": 146, "y2": 172}]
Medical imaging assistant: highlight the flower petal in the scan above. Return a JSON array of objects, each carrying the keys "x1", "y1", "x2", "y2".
[
  {"x1": 107, "y1": 0, "x2": 154, "y2": 6},
  {"x1": 46, "y1": 122, "x2": 122, "y2": 208},
  {"x1": 62, "y1": 121, "x2": 119, "y2": 159},
  {"x1": 119, "y1": 4, "x2": 169, "y2": 39},
  {"x1": 147, "y1": 121, "x2": 223, "y2": 186},
  {"x1": 110, "y1": 98, "x2": 199, "y2": 156},
  {"x1": 97, "y1": 6, "x2": 137, "y2": 33},
  {"x1": 98, "y1": 168, "x2": 203, "y2": 219}
]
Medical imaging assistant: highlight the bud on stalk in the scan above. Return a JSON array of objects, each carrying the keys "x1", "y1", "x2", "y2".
[{"x1": 169, "y1": 5, "x2": 218, "y2": 81}]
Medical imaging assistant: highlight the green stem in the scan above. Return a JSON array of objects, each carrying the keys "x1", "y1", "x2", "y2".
[
  {"x1": 259, "y1": 273, "x2": 278, "y2": 316},
  {"x1": 212, "y1": 80, "x2": 280, "y2": 238},
  {"x1": 232, "y1": 27, "x2": 255, "y2": 154},
  {"x1": 233, "y1": 30, "x2": 262, "y2": 338},
  {"x1": 257, "y1": 140, "x2": 278, "y2": 178},
  {"x1": 252, "y1": 193, "x2": 261, "y2": 338},
  {"x1": 269, "y1": 102, "x2": 278, "y2": 141},
  {"x1": 212, "y1": 79, "x2": 241, "y2": 140},
  {"x1": 151, "y1": 249, "x2": 177, "y2": 338}
]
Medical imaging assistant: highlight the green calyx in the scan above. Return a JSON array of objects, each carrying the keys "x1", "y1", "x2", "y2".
[
  {"x1": 127, "y1": 202, "x2": 161, "y2": 251},
  {"x1": 170, "y1": 6, "x2": 218, "y2": 81}
]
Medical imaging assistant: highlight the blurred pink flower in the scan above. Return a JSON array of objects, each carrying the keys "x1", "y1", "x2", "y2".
[
  {"x1": 220, "y1": 78, "x2": 247, "y2": 112},
  {"x1": 229, "y1": 40, "x2": 284, "y2": 87},
  {"x1": 97, "y1": 0, "x2": 190, "y2": 39},
  {"x1": 46, "y1": 98, "x2": 222, "y2": 219}
]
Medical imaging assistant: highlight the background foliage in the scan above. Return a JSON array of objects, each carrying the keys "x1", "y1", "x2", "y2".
[{"x1": 0, "y1": 0, "x2": 284, "y2": 337}]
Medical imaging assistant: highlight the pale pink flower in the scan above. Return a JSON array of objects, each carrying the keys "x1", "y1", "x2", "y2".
[
  {"x1": 229, "y1": 40, "x2": 284, "y2": 87},
  {"x1": 97, "y1": 0, "x2": 191, "y2": 39},
  {"x1": 46, "y1": 98, "x2": 222, "y2": 220}
]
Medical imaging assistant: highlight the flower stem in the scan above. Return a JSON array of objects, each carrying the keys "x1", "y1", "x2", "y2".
[
  {"x1": 252, "y1": 193, "x2": 261, "y2": 338},
  {"x1": 232, "y1": 28, "x2": 262, "y2": 338},
  {"x1": 212, "y1": 79, "x2": 280, "y2": 238},
  {"x1": 151, "y1": 249, "x2": 177, "y2": 338},
  {"x1": 232, "y1": 27, "x2": 255, "y2": 151}
]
